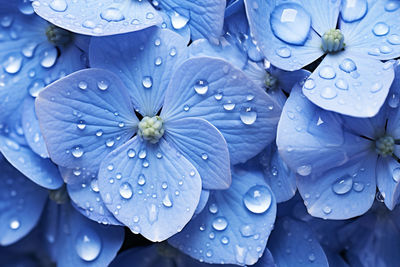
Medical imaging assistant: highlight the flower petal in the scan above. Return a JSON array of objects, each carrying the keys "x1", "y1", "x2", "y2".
[{"x1": 376, "y1": 156, "x2": 400, "y2": 210}]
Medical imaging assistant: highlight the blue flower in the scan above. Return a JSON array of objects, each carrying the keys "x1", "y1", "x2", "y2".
[
  {"x1": 277, "y1": 60, "x2": 400, "y2": 219},
  {"x1": 32, "y1": 0, "x2": 225, "y2": 43},
  {"x1": 245, "y1": 0, "x2": 400, "y2": 117},
  {"x1": 35, "y1": 27, "x2": 280, "y2": 241}
]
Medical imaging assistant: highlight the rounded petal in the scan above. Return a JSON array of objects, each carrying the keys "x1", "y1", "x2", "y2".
[
  {"x1": 164, "y1": 117, "x2": 231, "y2": 190},
  {"x1": 302, "y1": 51, "x2": 394, "y2": 117},
  {"x1": 98, "y1": 137, "x2": 202, "y2": 242},
  {"x1": 35, "y1": 68, "x2": 138, "y2": 170},
  {"x1": 376, "y1": 156, "x2": 400, "y2": 210},
  {"x1": 244, "y1": 0, "x2": 324, "y2": 71},
  {"x1": 169, "y1": 167, "x2": 276, "y2": 265},
  {"x1": 33, "y1": 0, "x2": 162, "y2": 36},
  {"x1": 162, "y1": 57, "x2": 281, "y2": 164},
  {"x1": 90, "y1": 27, "x2": 189, "y2": 116},
  {"x1": 0, "y1": 159, "x2": 47, "y2": 246}
]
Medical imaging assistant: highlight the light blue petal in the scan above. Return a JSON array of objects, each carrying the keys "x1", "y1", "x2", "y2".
[
  {"x1": 41, "y1": 201, "x2": 124, "y2": 267},
  {"x1": 162, "y1": 57, "x2": 281, "y2": 164},
  {"x1": 277, "y1": 85, "x2": 372, "y2": 177},
  {"x1": 0, "y1": 159, "x2": 47, "y2": 246},
  {"x1": 376, "y1": 156, "x2": 400, "y2": 210},
  {"x1": 33, "y1": 0, "x2": 162, "y2": 36},
  {"x1": 0, "y1": 135, "x2": 63, "y2": 189},
  {"x1": 158, "y1": 9, "x2": 191, "y2": 44},
  {"x1": 226, "y1": 0, "x2": 245, "y2": 18},
  {"x1": 22, "y1": 97, "x2": 49, "y2": 158},
  {"x1": 169, "y1": 167, "x2": 277, "y2": 265},
  {"x1": 260, "y1": 144, "x2": 297, "y2": 203},
  {"x1": 158, "y1": 0, "x2": 225, "y2": 44},
  {"x1": 195, "y1": 190, "x2": 210, "y2": 215},
  {"x1": 66, "y1": 168, "x2": 123, "y2": 226},
  {"x1": 90, "y1": 27, "x2": 189, "y2": 116},
  {"x1": 300, "y1": 0, "x2": 341, "y2": 36},
  {"x1": 297, "y1": 155, "x2": 377, "y2": 219},
  {"x1": 244, "y1": 0, "x2": 324, "y2": 71},
  {"x1": 164, "y1": 117, "x2": 231, "y2": 190},
  {"x1": 340, "y1": 0, "x2": 400, "y2": 60},
  {"x1": 268, "y1": 217, "x2": 329, "y2": 267},
  {"x1": 35, "y1": 68, "x2": 138, "y2": 170},
  {"x1": 97, "y1": 137, "x2": 202, "y2": 242},
  {"x1": 271, "y1": 67, "x2": 310, "y2": 93},
  {"x1": 302, "y1": 51, "x2": 394, "y2": 117}
]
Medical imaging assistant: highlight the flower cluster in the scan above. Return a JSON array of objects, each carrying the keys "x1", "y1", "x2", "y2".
[{"x1": 1, "y1": 0, "x2": 400, "y2": 266}]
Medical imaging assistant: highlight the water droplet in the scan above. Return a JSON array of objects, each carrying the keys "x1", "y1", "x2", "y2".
[
  {"x1": 353, "y1": 182, "x2": 364, "y2": 192},
  {"x1": 169, "y1": 48, "x2": 177, "y2": 56},
  {"x1": 212, "y1": 217, "x2": 228, "y2": 231},
  {"x1": 72, "y1": 146, "x2": 84, "y2": 158},
  {"x1": 100, "y1": 7, "x2": 125, "y2": 22},
  {"x1": 194, "y1": 80, "x2": 209, "y2": 95},
  {"x1": 335, "y1": 79, "x2": 348, "y2": 90},
  {"x1": 142, "y1": 76, "x2": 153, "y2": 89},
  {"x1": 276, "y1": 47, "x2": 291, "y2": 58},
  {"x1": 22, "y1": 42, "x2": 37, "y2": 58},
  {"x1": 209, "y1": 203, "x2": 218, "y2": 214},
  {"x1": 297, "y1": 165, "x2": 312, "y2": 176},
  {"x1": 304, "y1": 78, "x2": 315, "y2": 90},
  {"x1": 323, "y1": 206, "x2": 332, "y2": 214},
  {"x1": 309, "y1": 253, "x2": 316, "y2": 262},
  {"x1": 170, "y1": 11, "x2": 189, "y2": 29},
  {"x1": 77, "y1": 120, "x2": 86, "y2": 130},
  {"x1": 40, "y1": 48, "x2": 57, "y2": 68},
  {"x1": 339, "y1": 58, "x2": 357, "y2": 73},
  {"x1": 320, "y1": 87, "x2": 337, "y2": 99},
  {"x1": 243, "y1": 185, "x2": 272, "y2": 214},
  {"x1": 119, "y1": 182, "x2": 133, "y2": 199},
  {"x1": 9, "y1": 219, "x2": 20, "y2": 230},
  {"x1": 201, "y1": 153, "x2": 208, "y2": 160},
  {"x1": 240, "y1": 224, "x2": 255, "y2": 237},
  {"x1": 154, "y1": 57, "x2": 162, "y2": 66},
  {"x1": 18, "y1": 0, "x2": 34, "y2": 15},
  {"x1": 385, "y1": 1, "x2": 400, "y2": 12},
  {"x1": 393, "y1": 168, "x2": 400, "y2": 182},
  {"x1": 78, "y1": 81, "x2": 87, "y2": 90},
  {"x1": 221, "y1": 236, "x2": 230, "y2": 245},
  {"x1": 223, "y1": 101, "x2": 235, "y2": 111},
  {"x1": 319, "y1": 66, "x2": 336, "y2": 79},
  {"x1": 370, "y1": 82, "x2": 382, "y2": 93},
  {"x1": 270, "y1": 3, "x2": 311, "y2": 45},
  {"x1": 28, "y1": 80, "x2": 45, "y2": 97},
  {"x1": 75, "y1": 229, "x2": 101, "y2": 262},
  {"x1": 332, "y1": 175, "x2": 353, "y2": 194},
  {"x1": 388, "y1": 34, "x2": 400, "y2": 45},
  {"x1": 138, "y1": 174, "x2": 146, "y2": 185},
  {"x1": 49, "y1": 0, "x2": 68, "y2": 12},
  {"x1": 372, "y1": 22, "x2": 389, "y2": 36},
  {"x1": 341, "y1": 0, "x2": 367, "y2": 22},
  {"x1": 183, "y1": 104, "x2": 190, "y2": 111},
  {"x1": 240, "y1": 107, "x2": 257, "y2": 125},
  {"x1": 163, "y1": 194, "x2": 173, "y2": 207},
  {"x1": 380, "y1": 45, "x2": 393, "y2": 54},
  {"x1": 90, "y1": 179, "x2": 99, "y2": 192},
  {"x1": 138, "y1": 150, "x2": 146, "y2": 159},
  {"x1": 97, "y1": 80, "x2": 109, "y2": 91},
  {"x1": 127, "y1": 149, "x2": 136, "y2": 158},
  {"x1": 105, "y1": 139, "x2": 114, "y2": 147},
  {"x1": 95, "y1": 130, "x2": 103, "y2": 137},
  {"x1": 3, "y1": 54, "x2": 22, "y2": 74},
  {"x1": 148, "y1": 204, "x2": 158, "y2": 224}
]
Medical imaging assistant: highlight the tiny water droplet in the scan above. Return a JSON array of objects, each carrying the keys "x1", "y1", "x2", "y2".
[
  {"x1": 72, "y1": 146, "x2": 84, "y2": 158},
  {"x1": 127, "y1": 149, "x2": 136, "y2": 158},
  {"x1": 119, "y1": 182, "x2": 133, "y2": 199},
  {"x1": 138, "y1": 174, "x2": 146, "y2": 185},
  {"x1": 296, "y1": 165, "x2": 312, "y2": 176},
  {"x1": 97, "y1": 80, "x2": 109, "y2": 91},
  {"x1": 142, "y1": 76, "x2": 153, "y2": 89}
]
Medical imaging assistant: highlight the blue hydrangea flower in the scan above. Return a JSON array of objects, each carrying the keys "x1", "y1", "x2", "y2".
[
  {"x1": 245, "y1": 0, "x2": 400, "y2": 117},
  {"x1": 35, "y1": 27, "x2": 280, "y2": 241},
  {"x1": 277, "y1": 60, "x2": 400, "y2": 219},
  {"x1": 32, "y1": 0, "x2": 225, "y2": 43}
]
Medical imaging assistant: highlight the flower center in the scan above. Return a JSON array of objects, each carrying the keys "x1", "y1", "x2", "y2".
[
  {"x1": 375, "y1": 135, "x2": 395, "y2": 157},
  {"x1": 46, "y1": 24, "x2": 74, "y2": 46},
  {"x1": 265, "y1": 71, "x2": 279, "y2": 91},
  {"x1": 321, "y1": 29, "x2": 345, "y2": 53},
  {"x1": 138, "y1": 116, "x2": 164, "y2": 144}
]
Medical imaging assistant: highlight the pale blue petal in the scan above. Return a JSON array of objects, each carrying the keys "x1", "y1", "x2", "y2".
[
  {"x1": 90, "y1": 27, "x2": 188, "y2": 116},
  {"x1": 97, "y1": 137, "x2": 202, "y2": 242},
  {"x1": 169, "y1": 167, "x2": 276, "y2": 265},
  {"x1": 376, "y1": 156, "x2": 400, "y2": 210},
  {"x1": 164, "y1": 117, "x2": 231, "y2": 190},
  {"x1": 195, "y1": 190, "x2": 210, "y2": 215},
  {"x1": 302, "y1": 51, "x2": 394, "y2": 117},
  {"x1": 35, "y1": 68, "x2": 138, "y2": 170},
  {"x1": 33, "y1": 0, "x2": 162, "y2": 36},
  {"x1": 162, "y1": 57, "x2": 281, "y2": 164}
]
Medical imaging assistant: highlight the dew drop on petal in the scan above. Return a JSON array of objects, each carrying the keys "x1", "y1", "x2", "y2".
[
  {"x1": 100, "y1": 7, "x2": 125, "y2": 22},
  {"x1": 341, "y1": 0, "x2": 367, "y2": 22},
  {"x1": 332, "y1": 175, "x2": 353, "y2": 195},
  {"x1": 212, "y1": 216, "x2": 228, "y2": 231},
  {"x1": 72, "y1": 146, "x2": 84, "y2": 158},
  {"x1": 119, "y1": 182, "x2": 133, "y2": 199},
  {"x1": 170, "y1": 11, "x2": 189, "y2": 29},
  {"x1": 75, "y1": 229, "x2": 101, "y2": 262},
  {"x1": 240, "y1": 107, "x2": 257, "y2": 125},
  {"x1": 393, "y1": 168, "x2": 400, "y2": 182},
  {"x1": 9, "y1": 219, "x2": 20, "y2": 230},
  {"x1": 142, "y1": 76, "x2": 153, "y2": 89},
  {"x1": 243, "y1": 185, "x2": 272, "y2": 214},
  {"x1": 296, "y1": 165, "x2": 312, "y2": 176},
  {"x1": 319, "y1": 66, "x2": 336, "y2": 79},
  {"x1": 194, "y1": 80, "x2": 209, "y2": 95},
  {"x1": 49, "y1": 0, "x2": 68, "y2": 12},
  {"x1": 372, "y1": 22, "x2": 390, "y2": 36}
]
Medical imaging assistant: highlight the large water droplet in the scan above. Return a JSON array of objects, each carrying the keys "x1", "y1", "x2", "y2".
[
  {"x1": 3, "y1": 54, "x2": 23, "y2": 74},
  {"x1": 127, "y1": 149, "x2": 136, "y2": 158},
  {"x1": 162, "y1": 194, "x2": 173, "y2": 207},
  {"x1": 339, "y1": 58, "x2": 357, "y2": 73},
  {"x1": 335, "y1": 79, "x2": 348, "y2": 90},
  {"x1": 194, "y1": 80, "x2": 209, "y2": 95},
  {"x1": 385, "y1": 1, "x2": 400, "y2": 12},
  {"x1": 270, "y1": 3, "x2": 311, "y2": 45},
  {"x1": 138, "y1": 174, "x2": 146, "y2": 185},
  {"x1": 372, "y1": 22, "x2": 389, "y2": 36},
  {"x1": 50, "y1": 0, "x2": 68, "y2": 12},
  {"x1": 142, "y1": 76, "x2": 153, "y2": 89},
  {"x1": 341, "y1": 0, "x2": 367, "y2": 22},
  {"x1": 100, "y1": 7, "x2": 125, "y2": 22},
  {"x1": 97, "y1": 80, "x2": 109, "y2": 91},
  {"x1": 297, "y1": 165, "x2": 312, "y2": 176},
  {"x1": 75, "y1": 229, "x2": 101, "y2": 262},
  {"x1": 243, "y1": 185, "x2": 272, "y2": 214},
  {"x1": 319, "y1": 66, "x2": 336, "y2": 79},
  {"x1": 18, "y1": 0, "x2": 34, "y2": 15},
  {"x1": 40, "y1": 48, "x2": 57, "y2": 68},
  {"x1": 72, "y1": 146, "x2": 84, "y2": 158},
  {"x1": 393, "y1": 168, "x2": 400, "y2": 182},
  {"x1": 22, "y1": 42, "x2": 37, "y2": 58},
  {"x1": 320, "y1": 87, "x2": 337, "y2": 99},
  {"x1": 170, "y1": 11, "x2": 189, "y2": 29},
  {"x1": 119, "y1": 182, "x2": 133, "y2": 199},
  {"x1": 240, "y1": 107, "x2": 257, "y2": 125},
  {"x1": 212, "y1": 216, "x2": 228, "y2": 231},
  {"x1": 332, "y1": 175, "x2": 353, "y2": 194},
  {"x1": 388, "y1": 34, "x2": 400, "y2": 45},
  {"x1": 223, "y1": 101, "x2": 235, "y2": 111},
  {"x1": 28, "y1": 79, "x2": 45, "y2": 97},
  {"x1": 276, "y1": 47, "x2": 291, "y2": 58},
  {"x1": 304, "y1": 78, "x2": 315, "y2": 90}
]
